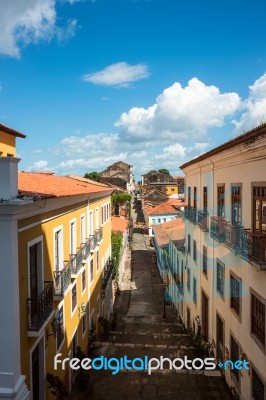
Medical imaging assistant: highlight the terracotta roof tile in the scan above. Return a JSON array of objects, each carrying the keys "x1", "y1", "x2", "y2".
[
  {"x1": 112, "y1": 216, "x2": 128, "y2": 233},
  {"x1": 144, "y1": 201, "x2": 182, "y2": 216},
  {"x1": 18, "y1": 172, "x2": 111, "y2": 198},
  {"x1": 152, "y1": 219, "x2": 184, "y2": 247}
]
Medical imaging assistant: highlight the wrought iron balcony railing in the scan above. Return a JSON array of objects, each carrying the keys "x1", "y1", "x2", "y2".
[
  {"x1": 96, "y1": 227, "x2": 103, "y2": 243},
  {"x1": 241, "y1": 229, "x2": 266, "y2": 269},
  {"x1": 90, "y1": 233, "x2": 98, "y2": 251},
  {"x1": 102, "y1": 260, "x2": 114, "y2": 293},
  {"x1": 198, "y1": 210, "x2": 209, "y2": 232},
  {"x1": 184, "y1": 206, "x2": 198, "y2": 224},
  {"x1": 210, "y1": 216, "x2": 226, "y2": 243},
  {"x1": 82, "y1": 237, "x2": 92, "y2": 260},
  {"x1": 69, "y1": 248, "x2": 83, "y2": 276},
  {"x1": 223, "y1": 222, "x2": 243, "y2": 253},
  {"x1": 54, "y1": 263, "x2": 71, "y2": 297},
  {"x1": 27, "y1": 281, "x2": 53, "y2": 332}
]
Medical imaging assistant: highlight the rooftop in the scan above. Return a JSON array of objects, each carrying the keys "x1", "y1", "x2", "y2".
[
  {"x1": 112, "y1": 216, "x2": 128, "y2": 233},
  {"x1": 18, "y1": 172, "x2": 111, "y2": 199},
  {"x1": 180, "y1": 123, "x2": 266, "y2": 169},
  {"x1": 0, "y1": 123, "x2": 26, "y2": 138},
  {"x1": 144, "y1": 200, "x2": 184, "y2": 216},
  {"x1": 152, "y1": 219, "x2": 184, "y2": 247}
]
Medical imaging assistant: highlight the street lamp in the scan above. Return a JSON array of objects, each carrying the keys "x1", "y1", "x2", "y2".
[
  {"x1": 78, "y1": 301, "x2": 87, "y2": 317},
  {"x1": 47, "y1": 317, "x2": 59, "y2": 339}
]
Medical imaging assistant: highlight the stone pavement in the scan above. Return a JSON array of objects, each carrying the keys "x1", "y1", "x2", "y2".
[{"x1": 71, "y1": 206, "x2": 233, "y2": 400}]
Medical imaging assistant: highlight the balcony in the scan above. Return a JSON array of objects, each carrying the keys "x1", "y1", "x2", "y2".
[
  {"x1": 223, "y1": 222, "x2": 242, "y2": 253},
  {"x1": 96, "y1": 227, "x2": 103, "y2": 243},
  {"x1": 90, "y1": 233, "x2": 98, "y2": 251},
  {"x1": 198, "y1": 210, "x2": 209, "y2": 232},
  {"x1": 54, "y1": 263, "x2": 71, "y2": 298},
  {"x1": 27, "y1": 281, "x2": 53, "y2": 334},
  {"x1": 184, "y1": 206, "x2": 198, "y2": 224},
  {"x1": 82, "y1": 237, "x2": 92, "y2": 260},
  {"x1": 70, "y1": 248, "x2": 83, "y2": 276},
  {"x1": 210, "y1": 216, "x2": 226, "y2": 243},
  {"x1": 241, "y1": 229, "x2": 266, "y2": 270},
  {"x1": 102, "y1": 260, "x2": 114, "y2": 294}
]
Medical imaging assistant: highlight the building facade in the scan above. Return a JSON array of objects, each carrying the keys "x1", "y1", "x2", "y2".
[
  {"x1": 0, "y1": 125, "x2": 114, "y2": 400},
  {"x1": 180, "y1": 124, "x2": 266, "y2": 400}
]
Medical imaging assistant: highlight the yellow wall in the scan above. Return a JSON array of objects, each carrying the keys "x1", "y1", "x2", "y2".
[
  {"x1": 18, "y1": 194, "x2": 112, "y2": 398},
  {"x1": 164, "y1": 185, "x2": 178, "y2": 196},
  {"x1": 0, "y1": 131, "x2": 16, "y2": 156}
]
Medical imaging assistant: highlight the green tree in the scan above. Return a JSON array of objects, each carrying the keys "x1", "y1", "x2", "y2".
[
  {"x1": 84, "y1": 171, "x2": 101, "y2": 182},
  {"x1": 158, "y1": 168, "x2": 170, "y2": 175}
]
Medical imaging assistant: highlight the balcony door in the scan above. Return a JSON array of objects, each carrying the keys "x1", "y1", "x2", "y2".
[
  {"x1": 253, "y1": 186, "x2": 266, "y2": 235},
  {"x1": 29, "y1": 241, "x2": 43, "y2": 326},
  {"x1": 216, "y1": 313, "x2": 224, "y2": 364},
  {"x1": 201, "y1": 290, "x2": 209, "y2": 341},
  {"x1": 31, "y1": 337, "x2": 45, "y2": 400}
]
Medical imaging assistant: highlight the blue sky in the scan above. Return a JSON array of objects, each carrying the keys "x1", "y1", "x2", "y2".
[{"x1": 0, "y1": 0, "x2": 266, "y2": 180}]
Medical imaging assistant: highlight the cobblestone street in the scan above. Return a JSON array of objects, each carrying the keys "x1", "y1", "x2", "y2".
[{"x1": 72, "y1": 204, "x2": 233, "y2": 400}]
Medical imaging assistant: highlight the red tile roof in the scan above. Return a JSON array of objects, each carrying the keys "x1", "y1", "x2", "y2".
[
  {"x1": 18, "y1": 172, "x2": 111, "y2": 198},
  {"x1": 144, "y1": 201, "x2": 182, "y2": 216},
  {"x1": 112, "y1": 216, "x2": 128, "y2": 233},
  {"x1": 0, "y1": 123, "x2": 26, "y2": 138},
  {"x1": 152, "y1": 219, "x2": 184, "y2": 247}
]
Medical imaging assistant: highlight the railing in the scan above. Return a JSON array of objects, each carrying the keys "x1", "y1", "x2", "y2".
[
  {"x1": 210, "y1": 216, "x2": 226, "y2": 243},
  {"x1": 184, "y1": 206, "x2": 198, "y2": 224},
  {"x1": 54, "y1": 264, "x2": 71, "y2": 297},
  {"x1": 102, "y1": 260, "x2": 114, "y2": 293},
  {"x1": 223, "y1": 222, "x2": 242, "y2": 253},
  {"x1": 69, "y1": 248, "x2": 83, "y2": 276},
  {"x1": 27, "y1": 282, "x2": 53, "y2": 332},
  {"x1": 96, "y1": 227, "x2": 103, "y2": 243},
  {"x1": 90, "y1": 233, "x2": 98, "y2": 251},
  {"x1": 82, "y1": 237, "x2": 92, "y2": 260},
  {"x1": 241, "y1": 229, "x2": 266, "y2": 269},
  {"x1": 198, "y1": 210, "x2": 209, "y2": 232}
]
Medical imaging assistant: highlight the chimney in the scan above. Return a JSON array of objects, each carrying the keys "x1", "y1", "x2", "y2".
[{"x1": 0, "y1": 157, "x2": 19, "y2": 200}]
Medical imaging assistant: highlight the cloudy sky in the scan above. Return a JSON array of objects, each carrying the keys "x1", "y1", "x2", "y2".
[{"x1": 0, "y1": 0, "x2": 266, "y2": 179}]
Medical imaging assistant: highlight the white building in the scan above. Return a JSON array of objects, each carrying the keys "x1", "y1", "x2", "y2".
[{"x1": 180, "y1": 123, "x2": 266, "y2": 400}]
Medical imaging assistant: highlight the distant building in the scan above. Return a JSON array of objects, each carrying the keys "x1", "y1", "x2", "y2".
[
  {"x1": 143, "y1": 200, "x2": 184, "y2": 236},
  {"x1": 142, "y1": 188, "x2": 168, "y2": 205},
  {"x1": 142, "y1": 170, "x2": 171, "y2": 185},
  {"x1": 100, "y1": 161, "x2": 134, "y2": 193}
]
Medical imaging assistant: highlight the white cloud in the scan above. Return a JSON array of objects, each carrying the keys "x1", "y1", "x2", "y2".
[
  {"x1": 33, "y1": 149, "x2": 43, "y2": 154},
  {"x1": 233, "y1": 72, "x2": 266, "y2": 133},
  {"x1": 0, "y1": 0, "x2": 78, "y2": 58},
  {"x1": 27, "y1": 160, "x2": 48, "y2": 171},
  {"x1": 115, "y1": 77, "x2": 241, "y2": 141},
  {"x1": 82, "y1": 62, "x2": 150, "y2": 87}
]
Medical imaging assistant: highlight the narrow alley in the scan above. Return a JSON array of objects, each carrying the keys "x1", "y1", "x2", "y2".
[{"x1": 73, "y1": 204, "x2": 233, "y2": 400}]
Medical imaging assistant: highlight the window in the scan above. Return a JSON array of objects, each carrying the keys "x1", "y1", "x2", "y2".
[
  {"x1": 101, "y1": 206, "x2": 104, "y2": 225},
  {"x1": 90, "y1": 259, "x2": 94, "y2": 283},
  {"x1": 81, "y1": 215, "x2": 85, "y2": 243},
  {"x1": 82, "y1": 269, "x2": 86, "y2": 292},
  {"x1": 193, "y1": 239, "x2": 197, "y2": 263},
  {"x1": 193, "y1": 187, "x2": 197, "y2": 209},
  {"x1": 230, "y1": 335, "x2": 240, "y2": 382},
  {"x1": 203, "y1": 187, "x2": 208, "y2": 210},
  {"x1": 82, "y1": 310, "x2": 87, "y2": 335},
  {"x1": 253, "y1": 186, "x2": 266, "y2": 234},
  {"x1": 163, "y1": 218, "x2": 166, "y2": 223},
  {"x1": 251, "y1": 292, "x2": 265, "y2": 347},
  {"x1": 217, "y1": 185, "x2": 225, "y2": 218},
  {"x1": 203, "y1": 245, "x2": 207, "y2": 276},
  {"x1": 158, "y1": 218, "x2": 161, "y2": 223},
  {"x1": 193, "y1": 277, "x2": 197, "y2": 303},
  {"x1": 96, "y1": 250, "x2": 99, "y2": 271},
  {"x1": 216, "y1": 260, "x2": 225, "y2": 297},
  {"x1": 70, "y1": 221, "x2": 76, "y2": 254},
  {"x1": 56, "y1": 305, "x2": 64, "y2": 351},
  {"x1": 187, "y1": 268, "x2": 190, "y2": 292},
  {"x1": 252, "y1": 367, "x2": 265, "y2": 400},
  {"x1": 71, "y1": 283, "x2": 77, "y2": 312},
  {"x1": 231, "y1": 185, "x2": 242, "y2": 225},
  {"x1": 188, "y1": 187, "x2": 191, "y2": 207},
  {"x1": 152, "y1": 218, "x2": 155, "y2": 223},
  {"x1": 54, "y1": 228, "x2": 63, "y2": 271},
  {"x1": 188, "y1": 234, "x2": 191, "y2": 254},
  {"x1": 230, "y1": 273, "x2": 241, "y2": 317}
]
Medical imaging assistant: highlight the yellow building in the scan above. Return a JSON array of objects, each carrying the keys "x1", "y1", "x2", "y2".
[
  {"x1": 0, "y1": 124, "x2": 113, "y2": 400},
  {"x1": 0, "y1": 122, "x2": 26, "y2": 156}
]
